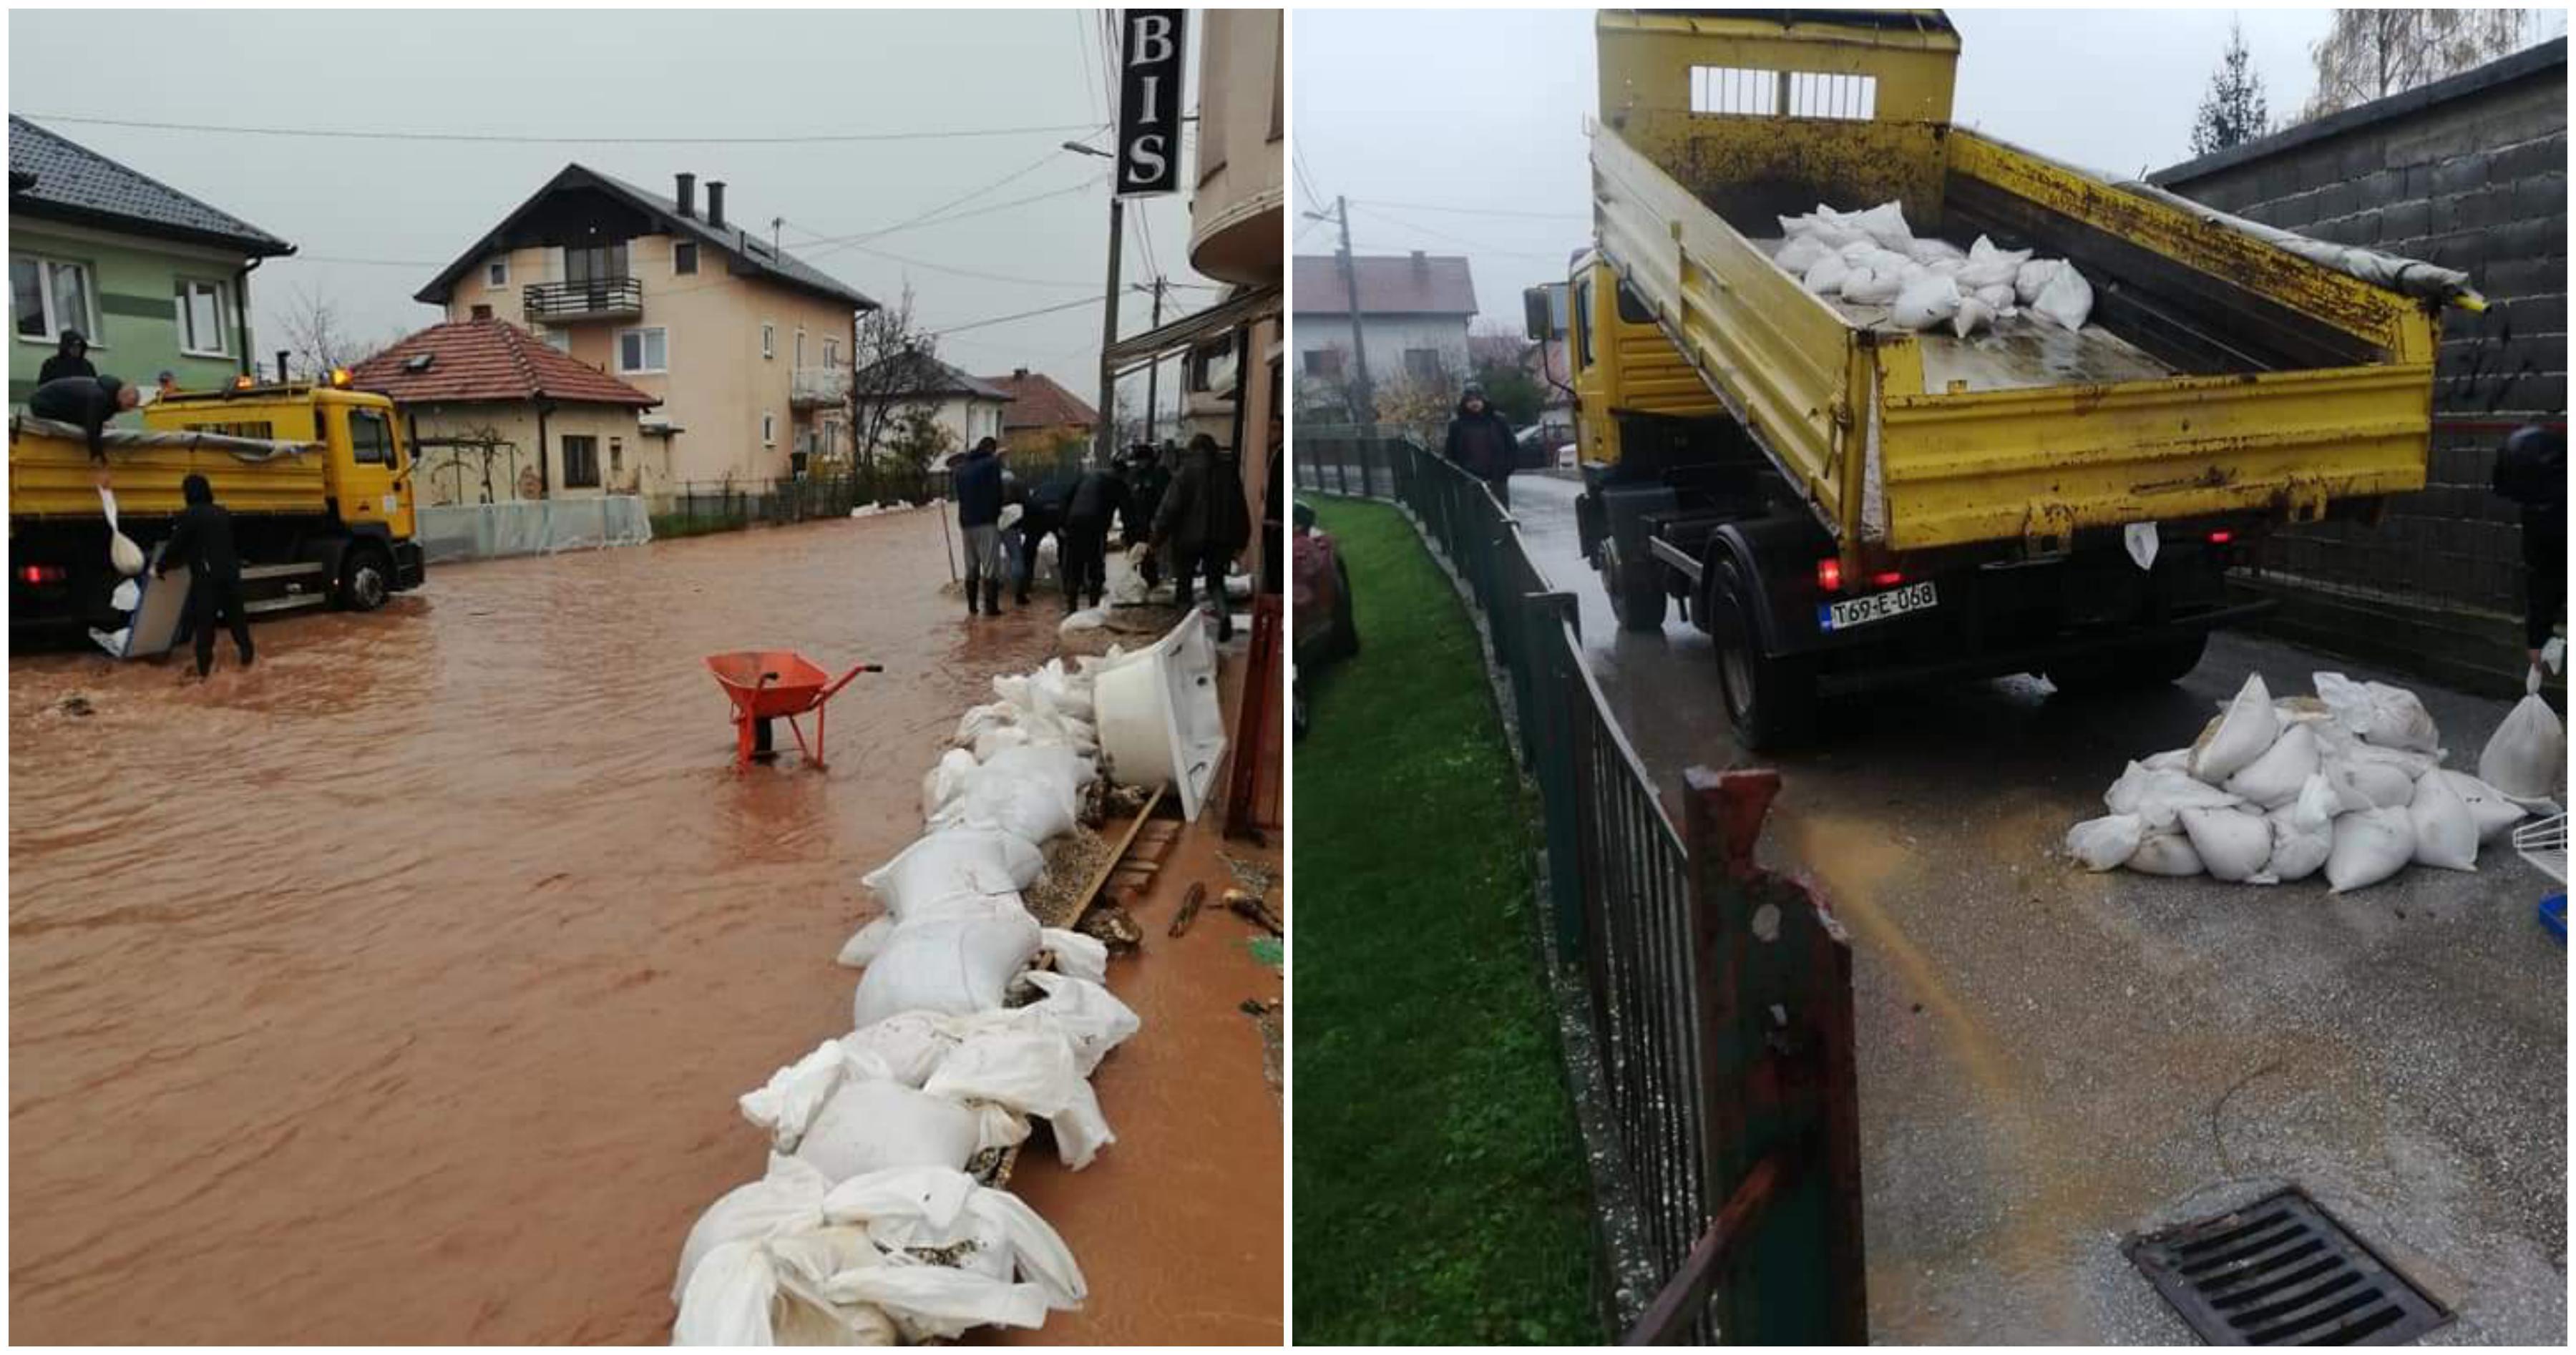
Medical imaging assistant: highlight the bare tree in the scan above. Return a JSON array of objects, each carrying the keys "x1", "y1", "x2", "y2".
[
  {"x1": 846, "y1": 286, "x2": 953, "y2": 469},
  {"x1": 2192, "y1": 19, "x2": 2273, "y2": 157},
  {"x1": 272, "y1": 285, "x2": 386, "y2": 378},
  {"x1": 2303, "y1": 9, "x2": 2527, "y2": 120}
]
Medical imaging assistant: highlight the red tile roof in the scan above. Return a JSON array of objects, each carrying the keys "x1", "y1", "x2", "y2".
[
  {"x1": 348, "y1": 318, "x2": 659, "y2": 407},
  {"x1": 1292, "y1": 253, "x2": 1479, "y2": 317},
  {"x1": 980, "y1": 368, "x2": 1098, "y2": 431}
]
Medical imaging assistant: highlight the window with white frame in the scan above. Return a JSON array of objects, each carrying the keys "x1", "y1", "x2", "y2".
[
  {"x1": 761, "y1": 411, "x2": 776, "y2": 446},
  {"x1": 175, "y1": 278, "x2": 233, "y2": 357},
  {"x1": 11, "y1": 255, "x2": 97, "y2": 343},
  {"x1": 537, "y1": 326, "x2": 570, "y2": 353},
  {"x1": 761, "y1": 323, "x2": 774, "y2": 360},
  {"x1": 487, "y1": 258, "x2": 509, "y2": 288},
  {"x1": 618, "y1": 326, "x2": 668, "y2": 373},
  {"x1": 823, "y1": 337, "x2": 840, "y2": 367}
]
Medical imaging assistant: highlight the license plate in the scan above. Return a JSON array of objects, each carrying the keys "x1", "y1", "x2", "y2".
[{"x1": 1820, "y1": 579, "x2": 1938, "y2": 632}]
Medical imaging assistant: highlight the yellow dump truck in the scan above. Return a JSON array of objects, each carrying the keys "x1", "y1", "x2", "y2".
[
  {"x1": 9, "y1": 375, "x2": 426, "y2": 634},
  {"x1": 1531, "y1": 10, "x2": 2477, "y2": 746}
]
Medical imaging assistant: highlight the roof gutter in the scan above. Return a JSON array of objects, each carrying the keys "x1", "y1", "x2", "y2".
[{"x1": 235, "y1": 256, "x2": 262, "y2": 377}]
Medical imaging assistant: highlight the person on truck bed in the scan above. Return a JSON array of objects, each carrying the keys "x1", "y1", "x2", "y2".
[
  {"x1": 27, "y1": 373, "x2": 139, "y2": 464},
  {"x1": 37, "y1": 330, "x2": 94, "y2": 385},
  {"x1": 1443, "y1": 382, "x2": 1518, "y2": 507},
  {"x1": 157, "y1": 474, "x2": 253, "y2": 680}
]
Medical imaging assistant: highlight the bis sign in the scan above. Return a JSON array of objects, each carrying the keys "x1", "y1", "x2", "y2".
[{"x1": 1114, "y1": 9, "x2": 1188, "y2": 197}]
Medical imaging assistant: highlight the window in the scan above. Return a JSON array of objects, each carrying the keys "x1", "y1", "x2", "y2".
[
  {"x1": 346, "y1": 407, "x2": 394, "y2": 466},
  {"x1": 561, "y1": 434, "x2": 600, "y2": 489},
  {"x1": 1690, "y1": 66, "x2": 1780, "y2": 117},
  {"x1": 761, "y1": 323, "x2": 774, "y2": 360},
  {"x1": 471, "y1": 303, "x2": 494, "y2": 321},
  {"x1": 175, "y1": 278, "x2": 232, "y2": 357},
  {"x1": 1302, "y1": 348, "x2": 1342, "y2": 379},
  {"x1": 1787, "y1": 72, "x2": 1877, "y2": 120},
  {"x1": 1402, "y1": 348, "x2": 1444, "y2": 383},
  {"x1": 608, "y1": 436, "x2": 623, "y2": 475},
  {"x1": 486, "y1": 258, "x2": 509, "y2": 288},
  {"x1": 673, "y1": 241, "x2": 698, "y2": 275},
  {"x1": 565, "y1": 242, "x2": 627, "y2": 284},
  {"x1": 1574, "y1": 278, "x2": 1596, "y2": 369},
  {"x1": 12, "y1": 255, "x2": 96, "y2": 342},
  {"x1": 823, "y1": 338, "x2": 840, "y2": 367},
  {"x1": 538, "y1": 326, "x2": 571, "y2": 353},
  {"x1": 761, "y1": 411, "x2": 776, "y2": 446},
  {"x1": 794, "y1": 328, "x2": 806, "y2": 367},
  {"x1": 1614, "y1": 278, "x2": 1655, "y2": 326},
  {"x1": 618, "y1": 326, "x2": 668, "y2": 373}
]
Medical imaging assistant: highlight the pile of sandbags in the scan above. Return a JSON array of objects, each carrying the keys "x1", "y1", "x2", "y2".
[
  {"x1": 673, "y1": 651, "x2": 1151, "y2": 1345},
  {"x1": 2067, "y1": 671, "x2": 2565, "y2": 893},
  {"x1": 1777, "y1": 201, "x2": 2094, "y2": 337}
]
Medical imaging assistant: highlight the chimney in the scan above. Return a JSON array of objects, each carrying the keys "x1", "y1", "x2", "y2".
[
  {"x1": 1013, "y1": 367, "x2": 1030, "y2": 379},
  {"x1": 675, "y1": 172, "x2": 696, "y2": 220},
  {"x1": 706, "y1": 180, "x2": 727, "y2": 230},
  {"x1": 1411, "y1": 249, "x2": 1428, "y2": 270}
]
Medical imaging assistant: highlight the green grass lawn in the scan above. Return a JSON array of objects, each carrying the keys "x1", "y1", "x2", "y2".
[{"x1": 1293, "y1": 498, "x2": 1601, "y2": 1345}]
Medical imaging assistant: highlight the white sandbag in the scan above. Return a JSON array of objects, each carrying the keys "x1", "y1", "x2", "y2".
[
  {"x1": 2141, "y1": 748, "x2": 2193, "y2": 773},
  {"x1": 2180, "y1": 806, "x2": 2273, "y2": 882},
  {"x1": 1906, "y1": 237, "x2": 1967, "y2": 265},
  {"x1": 972, "y1": 725, "x2": 1035, "y2": 763},
  {"x1": 1037, "y1": 926, "x2": 1110, "y2": 984},
  {"x1": 1950, "y1": 296, "x2": 1994, "y2": 338},
  {"x1": 2265, "y1": 773, "x2": 2336, "y2": 883},
  {"x1": 2477, "y1": 693, "x2": 2565, "y2": 801},
  {"x1": 2067, "y1": 813, "x2": 2145, "y2": 872},
  {"x1": 2406, "y1": 768, "x2": 2479, "y2": 871},
  {"x1": 1774, "y1": 235, "x2": 1830, "y2": 275},
  {"x1": 823, "y1": 1166, "x2": 1086, "y2": 1315},
  {"x1": 2325, "y1": 807, "x2": 2414, "y2": 894},
  {"x1": 1060, "y1": 607, "x2": 1109, "y2": 635},
  {"x1": 1840, "y1": 263, "x2": 1906, "y2": 305},
  {"x1": 1891, "y1": 273, "x2": 1962, "y2": 331},
  {"x1": 2191, "y1": 673, "x2": 2281, "y2": 783},
  {"x1": 793, "y1": 1076, "x2": 989, "y2": 1182},
  {"x1": 2313, "y1": 672, "x2": 2440, "y2": 753},
  {"x1": 841, "y1": 1012, "x2": 957, "y2": 1087},
  {"x1": 954, "y1": 702, "x2": 1017, "y2": 748},
  {"x1": 1973, "y1": 282, "x2": 2017, "y2": 313},
  {"x1": 920, "y1": 748, "x2": 981, "y2": 821},
  {"x1": 925, "y1": 765, "x2": 1080, "y2": 845},
  {"x1": 2439, "y1": 769, "x2": 2530, "y2": 843},
  {"x1": 2104, "y1": 760, "x2": 2244, "y2": 831},
  {"x1": 1802, "y1": 252, "x2": 1853, "y2": 296},
  {"x1": 835, "y1": 916, "x2": 894, "y2": 969},
  {"x1": 1850, "y1": 200, "x2": 1913, "y2": 250},
  {"x1": 924, "y1": 1027, "x2": 1116, "y2": 1170},
  {"x1": 1015, "y1": 972, "x2": 1142, "y2": 1075},
  {"x1": 673, "y1": 1228, "x2": 894, "y2": 1346},
  {"x1": 2224, "y1": 723, "x2": 2320, "y2": 809},
  {"x1": 1956, "y1": 237, "x2": 2032, "y2": 289},
  {"x1": 2323, "y1": 753, "x2": 2416, "y2": 811},
  {"x1": 824, "y1": 1264, "x2": 1050, "y2": 1342},
  {"x1": 673, "y1": 1154, "x2": 834, "y2": 1306},
  {"x1": 850, "y1": 909, "x2": 1043, "y2": 1027},
  {"x1": 2031, "y1": 262, "x2": 2095, "y2": 331},
  {"x1": 2127, "y1": 831, "x2": 2204, "y2": 876},
  {"x1": 740, "y1": 1040, "x2": 894, "y2": 1153},
  {"x1": 672, "y1": 1240, "x2": 785, "y2": 1346},
  {"x1": 109, "y1": 579, "x2": 140, "y2": 611},
  {"x1": 2014, "y1": 258, "x2": 2063, "y2": 306},
  {"x1": 862, "y1": 828, "x2": 1045, "y2": 919}
]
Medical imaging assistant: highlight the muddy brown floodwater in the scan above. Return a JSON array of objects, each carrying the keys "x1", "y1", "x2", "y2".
[{"x1": 9, "y1": 509, "x2": 1280, "y2": 1344}]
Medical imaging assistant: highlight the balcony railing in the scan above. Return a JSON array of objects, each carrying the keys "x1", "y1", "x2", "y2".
[
  {"x1": 522, "y1": 277, "x2": 643, "y2": 323},
  {"x1": 790, "y1": 366, "x2": 851, "y2": 410}
]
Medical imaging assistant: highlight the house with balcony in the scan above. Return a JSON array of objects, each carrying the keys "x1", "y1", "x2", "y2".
[
  {"x1": 1292, "y1": 250, "x2": 1478, "y2": 411},
  {"x1": 348, "y1": 318, "x2": 658, "y2": 505},
  {"x1": 9, "y1": 115, "x2": 294, "y2": 407},
  {"x1": 849, "y1": 350, "x2": 1008, "y2": 465},
  {"x1": 413, "y1": 167, "x2": 875, "y2": 495}
]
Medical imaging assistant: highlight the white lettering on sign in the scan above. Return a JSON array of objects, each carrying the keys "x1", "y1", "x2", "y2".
[
  {"x1": 1128, "y1": 13, "x2": 1174, "y2": 67},
  {"x1": 1126, "y1": 134, "x2": 1168, "y2": 184}
]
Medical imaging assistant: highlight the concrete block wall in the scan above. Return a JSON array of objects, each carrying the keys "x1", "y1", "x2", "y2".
[{"x1": 2155, "y1": 45, "x2": 2565, "y2": 646}]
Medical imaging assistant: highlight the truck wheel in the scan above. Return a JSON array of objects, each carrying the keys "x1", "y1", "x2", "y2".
[
  {"x1": 338, "y1": 544, "x2": 391, "y2": 612},
  {"x1": 1606, "y1": 541, "x2": 1666, "y2": 632},
  {"x1": 2047, "y1": 631, "x2": 2208, "y2": 695},
  {"x1": 1712, "y1": 556, "x2": 1816, "y2": 750}
]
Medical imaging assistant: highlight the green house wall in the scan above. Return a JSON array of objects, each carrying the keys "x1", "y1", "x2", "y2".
[{"x1": 9, "y1": 220, "x2": 257, "y2": 415}]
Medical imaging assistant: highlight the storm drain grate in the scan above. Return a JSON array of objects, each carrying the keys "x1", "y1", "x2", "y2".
[{"x1": 2124, "y1": 1188, "x2": 2451, "y2": 1346}]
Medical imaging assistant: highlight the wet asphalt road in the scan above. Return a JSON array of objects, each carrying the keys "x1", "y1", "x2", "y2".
[{"x1": 1503, "y1": 473, "x2": 2567, "y2": 1344}]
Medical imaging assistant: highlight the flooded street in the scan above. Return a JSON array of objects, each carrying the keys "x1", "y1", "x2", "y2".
[{"x1": 9, "y1": 509, "x2": 1277, "y2": 1343}]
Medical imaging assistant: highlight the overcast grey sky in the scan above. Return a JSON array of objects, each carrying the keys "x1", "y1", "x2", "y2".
[
  {"x1": 9, "y1": 9, "x2": 1214, "y2": 411},
  {"x1": 1293, "y1": 6, "x2": 2567, "y2": 325}
]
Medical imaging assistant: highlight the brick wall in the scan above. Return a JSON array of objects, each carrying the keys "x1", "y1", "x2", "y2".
[{"x1": 2153, "y1": 41, "x2": 2565, "y2": 646}]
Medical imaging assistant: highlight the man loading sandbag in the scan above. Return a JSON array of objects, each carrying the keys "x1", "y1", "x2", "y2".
[
  {"x1": 1443, "y1": 381, "x2": 1518, "y2": 507},
  {"x1": 1151, "y1": 433, "x2": 1250, "y2": 642},
  {"x1": 27, "y1": 373, "x2": 140, "y2": 465},
  {"x1": 2492, "y1": 422, "x2": 2566, "y2": 675},
  {"x1": 1060, "y1": 459, "x2": 1130, "y2": 612},
  {"x1": 952, "y1": 437, "x2": 1006, "y2": 617},
  {"x1": 159, "y1": 474, "x2": 254, "y2": 679}
]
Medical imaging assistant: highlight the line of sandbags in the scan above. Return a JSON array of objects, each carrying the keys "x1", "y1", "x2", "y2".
[
  {"x1": 1776, "y1": 200, "x2": 2094, "y2": 336},
  {"x1": 2067, "y1": 671, "x2": 2564, "y2": 893},
  {"x1": 673, "y1": 653, "x2": 1146, "y2": 1345}
]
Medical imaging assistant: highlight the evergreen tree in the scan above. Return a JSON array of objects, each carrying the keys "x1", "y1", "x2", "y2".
[{"x1": 2191, "y1": 20, "x2": 2272, "y2": 157}]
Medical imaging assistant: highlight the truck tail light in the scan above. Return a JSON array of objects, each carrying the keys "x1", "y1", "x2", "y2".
[
  {"x1": 19, "y1": 564, "x2": 66, "y2": 585},
  {"x1": 1868, "y1": 569, "x2": 1905, "y2": 588},
  {"x1": 1815, "y1": 558, "x2": 1843, "y2": 592},
  {"x1": 2207, "y1": 529, "x2": 2234, "y2": 544}
]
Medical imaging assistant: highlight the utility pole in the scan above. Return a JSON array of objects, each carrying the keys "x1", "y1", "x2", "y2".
[
  {"x1": 1093, "y1": 196, "x2": 1125, "y2": 466},
  {"x1": 1303, "y1": 195, "x2": 1375, "y2": 424},
  {"x1": 1139, "y1": 275, "x2": 1167, "y2": 444}
]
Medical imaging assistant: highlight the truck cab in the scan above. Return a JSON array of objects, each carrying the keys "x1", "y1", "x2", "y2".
[{"x1": 9, "y1": 372, "x2": 426, "y2": 634}]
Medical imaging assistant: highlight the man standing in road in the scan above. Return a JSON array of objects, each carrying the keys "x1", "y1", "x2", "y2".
[
  {"x1": 952, "y1": 436, "x2": 1006, "y2": 617},
  {"x1": 1153, "y1": 433, "x2": 1251, "y2": 642},
  {"x1": 1061, "y1": 458, "x2": 1129, "y2": 611},
  {"x1": 36, "y1": 329, "x2": 94, "y2": 385},
  {"x1": 1443, "y1": 381, "x2": 1518, "y2": 507},
  {"x1": 158, "y1": 473, "x2": 254, "y2": 680},
  {"x1": 1123, "y1": 442, "x2": 1174, "y2": 590}
]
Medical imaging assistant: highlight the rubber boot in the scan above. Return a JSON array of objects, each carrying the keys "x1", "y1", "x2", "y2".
[
  {"x1": 966, "y1": 577, "x2": 982, "y2": 617},
  {"x1": 983, "y1": 577, "x2": 1002, "y2": 615}
]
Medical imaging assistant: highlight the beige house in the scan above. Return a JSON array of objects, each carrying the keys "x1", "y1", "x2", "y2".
[
  {"x1": 348, "y1": 318, "x2": 658, "y2": 505},
  {"x1": 414, "y1": 167, "x2": 875, "y2": 494},
  {"x1": 849, "y1": 350, "x2": 1009, "y2": 466}
]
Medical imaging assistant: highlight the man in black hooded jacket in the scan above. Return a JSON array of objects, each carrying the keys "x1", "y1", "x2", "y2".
[
  {"x1": 158, "y1": 473, "x2": 254, "y2": 678},
  {"x1": 2493, "y1": 422, "x2": 2566, "y2": 670},
  {"x1": 1443, "y1": 381, "x2": 1518, "y2": 507},
  {"x1": 38, "y1": 330, "x2": 94, "y2": 384},
  {"x1": 28, "y1": 373, "x2": 140, "y2": 464}
]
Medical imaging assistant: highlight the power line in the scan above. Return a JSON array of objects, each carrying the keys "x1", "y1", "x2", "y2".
[
  {"x1": 1353, "y1": 196, "x2": 1594, "y2": 222},
  {"x1": 1348, "y1": 203, "x2": 1580, "y2": 263},
  {"x1": 797, "y1": 175, "x2": 1107, "y2": 255},
  {"x1": 930, "y1": 294, "x2": 1101, "y2": 336},
  {"x1": 19, "y1": 112, "x2": 1103, "y2": 146}
]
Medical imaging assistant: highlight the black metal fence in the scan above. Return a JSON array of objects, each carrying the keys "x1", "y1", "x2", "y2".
[
  {"x1": 645, "y1": 466, "x2": 958, "y2": 539},
  {"x1": 1296, "y1": 426, "x2": 1864, "y2": 1344}
]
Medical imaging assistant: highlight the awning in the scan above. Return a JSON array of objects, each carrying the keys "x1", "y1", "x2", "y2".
[{"x1": 1104, "y1": 284, "x2": 1280, "y2": 377}]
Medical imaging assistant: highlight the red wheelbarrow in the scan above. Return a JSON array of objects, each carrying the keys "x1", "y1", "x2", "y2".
[{"x1": 706, "y1": 651, "x2": 882, "y2": 771}]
